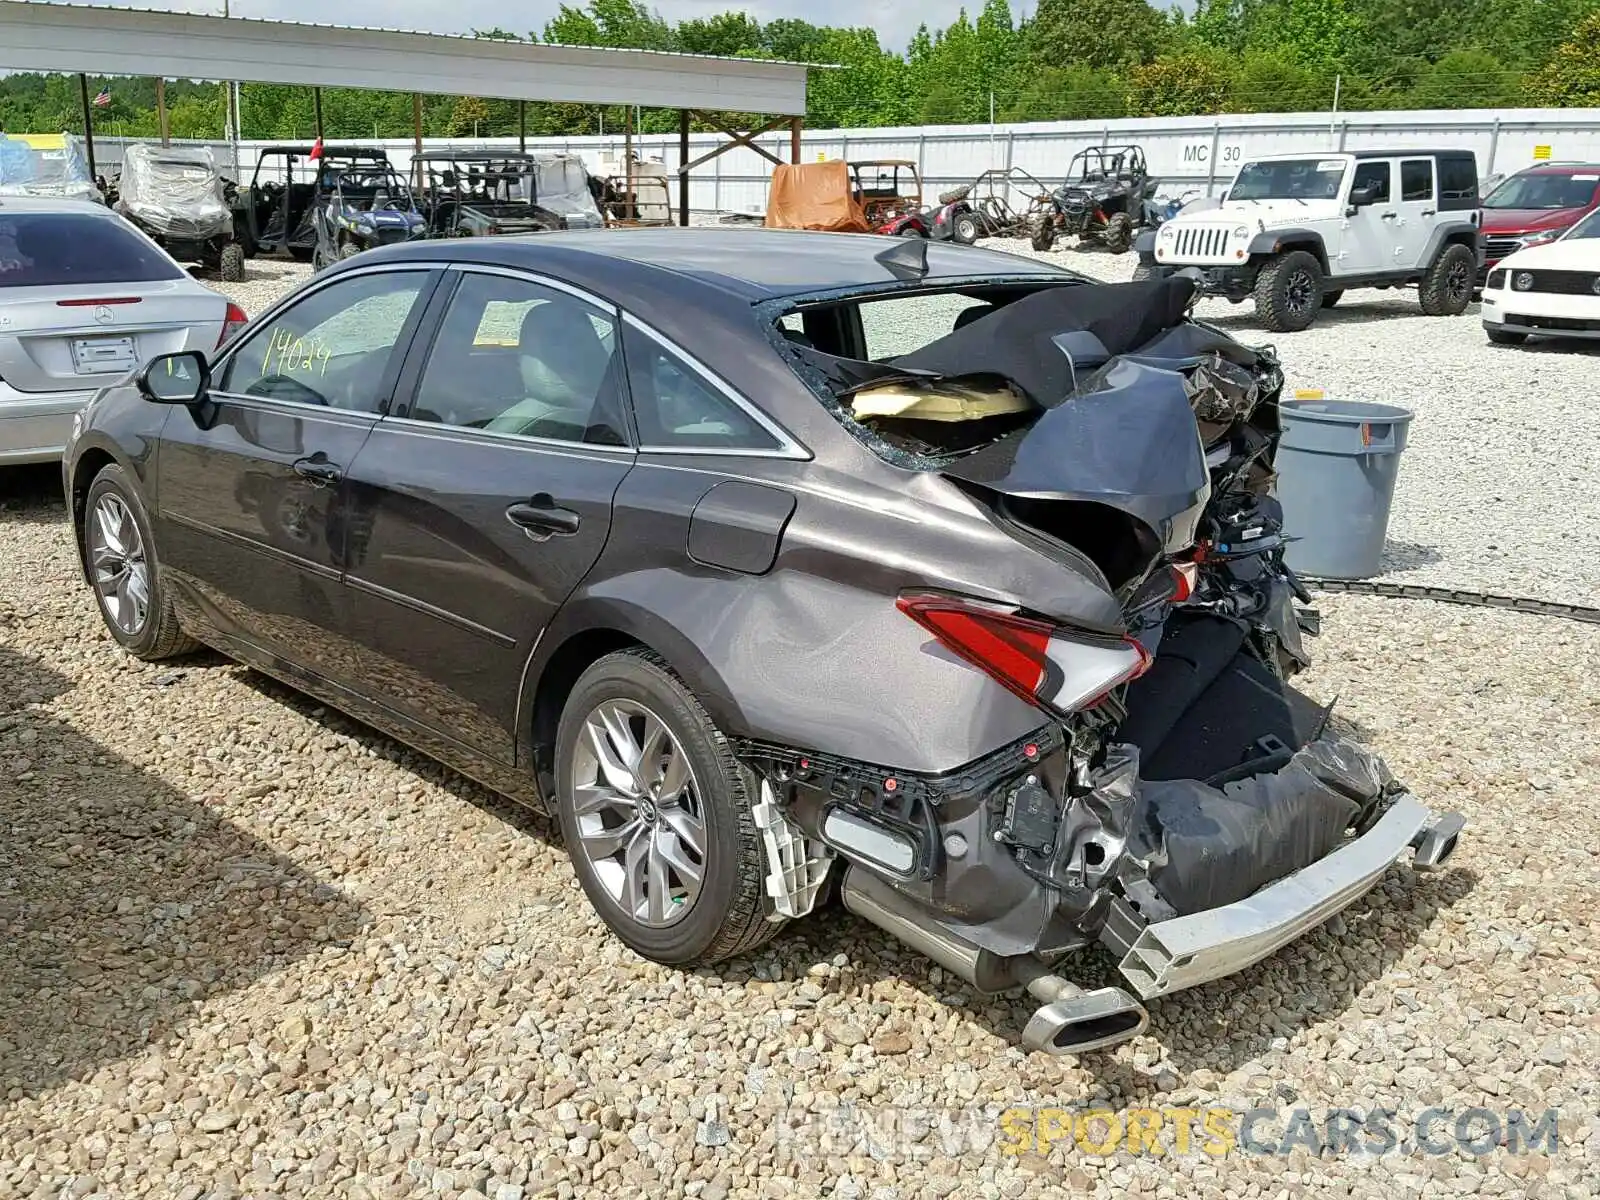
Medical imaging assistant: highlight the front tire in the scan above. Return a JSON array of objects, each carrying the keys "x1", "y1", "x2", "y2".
[
  {"x1": 338, "y1": 242, "x2": 363, "y2": 262},
  {"x1": 83, "y1": 465, "x2": 198, "y2": 661},
  {"x1": 1102, "y1": 211, "x2": 1134, "y2": 254},
  {"x1": 1028, "y1": 213, "x2": 1056, "y2": 252},
  {"x1": 1132, "y1": 261, "x2": 1156, "y2": 282},
  {"x1": 554, "y1": 649, "x2": 778, "y2": 966},
  {"x1": 1253, "y1": 250, "x2": 1324, "y2": 332},
  {"x1": 952, "y1": 212, "x2": 979, "y2": 245},
  {"x1": 219, "y1": 241, "x2": 246, "y2": 282},
  {"x1": 1419, "y1": 242, "x2": 1476, "y2": 316}
]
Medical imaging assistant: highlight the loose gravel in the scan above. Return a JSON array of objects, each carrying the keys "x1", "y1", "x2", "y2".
[{"x1": 2, "y1": 244, "x2": 1596, "y2": 1199}]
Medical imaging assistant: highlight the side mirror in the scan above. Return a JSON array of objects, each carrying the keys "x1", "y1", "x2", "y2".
[
  {"x1": 1348, "y1": 184, "x2": 1379, "y2": 208},
  {"x1": 137, "y1": 351, "x2": 210, "y2": 404}
]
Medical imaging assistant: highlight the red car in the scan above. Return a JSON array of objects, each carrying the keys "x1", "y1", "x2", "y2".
[{"x1": 1480, "y1": 163, "x2": 1600, "y2": 276}]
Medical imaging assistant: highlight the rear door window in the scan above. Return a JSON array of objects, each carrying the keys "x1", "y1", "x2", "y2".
[
  {"x1": 0, "y1": 212, "x2": 184, "y2": 287},
  {"x1": 858, "y1": 293, "x2": 994, "y2": 360},
  {"x1": 1400, "y1": 159, "x2": 1435, "y2": 203},
  {"x1": 1438, "y1": 156, "x2": 1478, "y2": 202}
]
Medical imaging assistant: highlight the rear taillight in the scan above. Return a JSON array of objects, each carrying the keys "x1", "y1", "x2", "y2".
[
  {"x1": 897, "y1": 592, "x2": 1151, "y2": 714},
  {"x1": 218, "y1": 302, "x2": 248, "y2": 349}
]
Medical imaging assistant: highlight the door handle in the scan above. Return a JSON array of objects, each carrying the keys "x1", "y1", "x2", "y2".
[
  {"x1": 1380, "y1": 212, "x2": 1398, "y2": 220},
  {"x1": 1421, "y1": 209, "x2": 1436, "y2": 217},
  {"x1": 292, "y1": 453, "x2": 343, "y2": 484},
  {"x1": 506, "y1": 496, "x2": 581, "y2": 539}
]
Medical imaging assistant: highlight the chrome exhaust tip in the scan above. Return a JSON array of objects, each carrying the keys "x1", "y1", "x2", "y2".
[
  {"x1": 1018, "y1": 972, "x2": 1149, "y2": 1056},
  {"x1": 1410, "y1": 811, "x2": 1465, "y2": 871}
]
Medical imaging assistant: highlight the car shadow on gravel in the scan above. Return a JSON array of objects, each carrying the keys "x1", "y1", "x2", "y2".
[
  {"x1": 1198, "y1": 301, "x2": 1433, "y2": 331},
  {"x1": 0, "y1": 646, "x2": 370, "y2": 1105}
]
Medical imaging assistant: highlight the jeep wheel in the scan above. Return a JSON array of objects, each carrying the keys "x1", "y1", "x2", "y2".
[
  {"x1": 1321, "y1": 289, "x2": 1344, "y2": 309},
  {"x1": 1029, "y1": 214, "x2": 1056, "y2": 252},
  {"x1": 1253, "y1": 250, "x2": 1324, "y2": 333},
  {"x1": 1102, "y1": 212, "x2": 1134, "y2": 254},
  {"x1": 1419, "y1": 242, "x2": 1476, "y2": 316},
  {"x1": 1132, "y1": 262, "x2": 1156, "y2": 282},
  {"x1": 1485, "y1": 326, "x2": 1528, "y2": 346}
]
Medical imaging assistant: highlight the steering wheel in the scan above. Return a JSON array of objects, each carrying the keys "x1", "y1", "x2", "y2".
[{"x1": 250, "y1": 373, "x2": 328, "y2": 406}]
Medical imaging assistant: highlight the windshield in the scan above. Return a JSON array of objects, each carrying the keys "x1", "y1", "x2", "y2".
[
  {"x1": 335, "y1": 168, "x2": 414, "y2": 211},
  {"x1": 1229, "y1": 159, "x2": 1346, "y2": 201},
  {"x1": 1484, "y1": 171, "x2": 1600, "y2": 210},
  {"x1": 0, "y1": 212, "x2": 184, "y2": 287},
  {"x1": 428, "y1": 159, "x2": 538, "y2": 205},
  {"x1": 1563, "y1": 207, "x2": 1600, "y2": 240}
]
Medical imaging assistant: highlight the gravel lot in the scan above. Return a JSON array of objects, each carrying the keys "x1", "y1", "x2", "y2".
[{"x1": 3, "y1": 242, "x2": 1598, "y2": 1199}]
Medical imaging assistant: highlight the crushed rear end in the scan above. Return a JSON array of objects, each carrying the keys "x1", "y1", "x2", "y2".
[{"x1": 745, "y1": 271, "x2": 1463, "y2": 1054}]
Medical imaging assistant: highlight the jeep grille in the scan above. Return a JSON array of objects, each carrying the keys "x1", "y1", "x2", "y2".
[{"x1": 1172, "y1": 226, "x2": 1232, "y2": 260}]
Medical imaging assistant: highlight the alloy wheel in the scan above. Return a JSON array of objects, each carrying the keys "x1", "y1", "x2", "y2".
[
  {"x1": 570, "y1": 699, "x2": 707, "y2": 928},
  {"x1": 1285, "y1": 269, "x2": 1315, "y2": 315},
  {"x1": 1446, "y1": 260, "x2": 1472, "y2": 306},
  {"x1": 89, "y1": 493, "x2": 150, "y2": 636}
]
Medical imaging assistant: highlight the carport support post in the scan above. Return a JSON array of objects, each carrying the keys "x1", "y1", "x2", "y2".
[
  {"x1": 412, "y1": 94, "x2": 423, "y2": 192},
  {"x1": 518, "y1": 100, "x2": 527, "y2": 152},
  {"x1": 156, "y1": 76, "x2": 169, "y2": 147},
  {"x1": 678, "y1": 108, "x2": 690, "y2": 226},
  {"x1": 77, "y1": 72, "x2": 97, "y2": 181},
  {"x1": 790, "y1": 117, "x2": 802, "y2": 163},
  {"x1": 314, "y1": 88, "x2": 324, "y2": 139}
]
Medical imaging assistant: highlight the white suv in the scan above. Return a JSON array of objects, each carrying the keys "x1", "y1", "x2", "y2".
[{"x1": 1134, "y1": 150, "x2": 1483, "y2": 331}]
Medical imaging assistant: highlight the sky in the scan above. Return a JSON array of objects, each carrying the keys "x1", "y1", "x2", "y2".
[{"x1": 43, "y1": 0, "x2": 1023, "y2": 56}]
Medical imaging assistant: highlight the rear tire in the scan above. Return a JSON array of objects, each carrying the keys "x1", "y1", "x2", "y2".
[
  {"x1": 1253, "y1": 250, "x2": 1323, "y2": 333},
  {"x1": 1102, "y1": 211, "x2": 1134, "y2": 254},
  {"x1": 952, "y1": 212, "x2": 979, "y2": 245},
  {"x1": 1418, "y1": 242, "x2": 1476, "y2": 316},
  {"x1": 1486, "y1": 326, "x2": 1528, "y2": 346},
  {"x1": 554, "y1": 648, "x2": 780, "y2": 967},
  {"x1": 83, "y1": 465, "x2": 199, "y2": 662},
  {"x1": 219, "y1": 242, "x2": 246, "y2": 282},
  {"x1": 1029, "y1": 214, "x2": 1056, "y2": 252}
]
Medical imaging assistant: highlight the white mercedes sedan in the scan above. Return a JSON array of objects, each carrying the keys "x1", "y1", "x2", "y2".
[
  {"x1": 1481, "y1": 205, "x2": 1600, "y2": 346},
  {"x1": 0, "y1": 197, "x2": 245, "y2": 464}
]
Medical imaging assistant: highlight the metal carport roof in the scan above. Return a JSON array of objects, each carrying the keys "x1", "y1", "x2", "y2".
[{"x1": 0, "y1": 1, "x2": 812, "y2": 115}]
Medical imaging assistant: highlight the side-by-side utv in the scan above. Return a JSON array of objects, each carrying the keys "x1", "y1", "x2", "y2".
[
  {"x1": 114, "y1": 143, "x2": 245, "y2": 280},
  {"x1": 414, "y1": 150, "x2": 566, "y2": 238}
]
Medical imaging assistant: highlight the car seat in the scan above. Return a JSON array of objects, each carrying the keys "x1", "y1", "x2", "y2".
[{"x1": 481, "y1": 301, "x2": 616, "y2": 439}]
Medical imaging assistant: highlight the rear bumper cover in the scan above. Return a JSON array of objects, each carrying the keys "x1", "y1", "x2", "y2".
[
  {"x1": 1104, "y1": 791, "x2": 1461, "y2": 998},
  {"x1": 0, "y1": 384, "x2": 95, "y2": 464}
]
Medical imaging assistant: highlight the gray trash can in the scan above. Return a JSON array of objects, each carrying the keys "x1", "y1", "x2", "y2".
[{"x1": 1275, "y1": 398, "x2": 1413, "y2": 580}]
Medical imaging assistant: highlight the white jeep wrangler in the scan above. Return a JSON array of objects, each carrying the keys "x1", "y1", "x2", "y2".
[{"x1": 1134, "y1": 150, "x2": 1484, "y2": 332}]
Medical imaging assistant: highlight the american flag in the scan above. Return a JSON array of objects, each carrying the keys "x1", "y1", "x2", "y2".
[{"x1": 92, "y1": 88, "x2": 112, "y2": 108}]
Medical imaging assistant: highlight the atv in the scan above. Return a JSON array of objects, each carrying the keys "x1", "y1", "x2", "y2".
[
  {"x1": 113, "y1": 144, "x2": 246, "y2": 281},
  {"x1": 415, "y1": 150, "x2": 566, "y2": 238},
  {"x1": 1028, "y1": 145, "x2": 1156, "y2": 255},
  {"x1": 309, "y1": 162, "x2": 426, "y2": 271}
]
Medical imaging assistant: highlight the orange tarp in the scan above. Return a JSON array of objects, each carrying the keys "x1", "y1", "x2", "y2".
[{"x1": 764, "y1": 161, "x2": 869, "y2": 233}]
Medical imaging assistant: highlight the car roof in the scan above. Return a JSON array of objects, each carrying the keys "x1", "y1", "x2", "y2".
[
  {"x1": 0, "y1": 196, "x2": 115, "y2": 215},
  {"x1": 1245, "y1": 149, "x2": 1474, "y2": 162},
  {"x1": 256, "y1": 145, "x2": 389, "y2": 157},
  {"x1": 1509, "y1": 162, "x2": 1600, "y2": 175},
  {"x1": 369, "y1": 227, "x2": 1073, "y2": 302}
]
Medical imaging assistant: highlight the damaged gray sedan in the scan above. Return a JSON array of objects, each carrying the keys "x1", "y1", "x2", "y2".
[{"x1": 64, "y1": 229, "x2": 1463, "y2": 1056}]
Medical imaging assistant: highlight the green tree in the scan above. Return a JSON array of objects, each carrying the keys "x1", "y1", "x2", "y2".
[
  {"x1": 1002, "y1": 66, "x2": 1126, "y2": 120},
  {"x1": 1125, "y1": 48, "x2": 1236, "y2": 114},
  {"x1": 449, "y1": 96, "x2": 491, "y2": 137},
  {"x1": 1230, "y1": 50, "x2": 1324, "y2": 112},
  {"x1": 1524, "y1": 10, "x2": 1600, "y2": 104},
  {"x1": 1028, "y1": 0, "x2": 1172, "y2": 70},
  {"x1": 1410, "y1": 48, "x2": 1518, "y2": 108}
]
